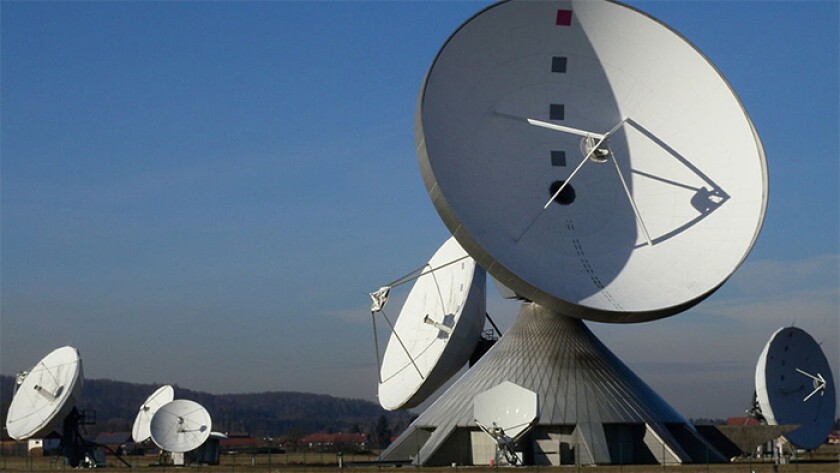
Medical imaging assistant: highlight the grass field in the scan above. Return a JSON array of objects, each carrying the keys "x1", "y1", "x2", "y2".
[{"x1": 0, "y1": 450, "x2": 838, "y2": 473}]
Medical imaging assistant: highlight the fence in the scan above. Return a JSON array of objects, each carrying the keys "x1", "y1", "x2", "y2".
[{"x1": 0, "y1": 443, "x2": 837, "y2": 472}]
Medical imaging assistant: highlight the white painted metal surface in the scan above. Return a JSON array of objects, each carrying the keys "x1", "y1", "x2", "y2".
[
  {"x1": 755, "y1": 327, "x2": 836, "y2": 450},
  {"x1": 150, "y1": 399, "x2": 212, "y2": 453},
  {"x1": 5, "y1": 346, "x2": 84, "y2": 440},
  {"x1": 417, "y1": 0, "x2": 768, "y2": 323},
  {"x1": 378, "y1": 237, "x2": 486, "y2": 410},
  {"x1": 132, "y1": 385, "x2": 175, "y2": 443}
]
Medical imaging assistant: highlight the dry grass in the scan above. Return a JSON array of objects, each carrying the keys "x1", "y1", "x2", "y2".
[{"x1": 1, "y1": 454, "x2": 838, "y2": 473}]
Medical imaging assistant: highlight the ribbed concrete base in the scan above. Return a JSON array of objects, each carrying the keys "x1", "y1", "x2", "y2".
[{"x1": 380, "y1": 302, "x2": 726, "y2": 466}]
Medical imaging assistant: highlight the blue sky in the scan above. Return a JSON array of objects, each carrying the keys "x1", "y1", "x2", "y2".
[{"x1": 2, "y1": 1, "x2": 837, "y2": 420}]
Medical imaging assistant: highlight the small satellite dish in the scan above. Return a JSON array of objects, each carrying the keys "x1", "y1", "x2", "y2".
[
  {"x1": 473, "y1": 381, "x2": 539, "y2": 465},
  {"x1": 150, "y1": 399, "x2": 212, "y2": 453},
  {"x1": 755, "y1": 326, "x2": 836, "y2": 450},
  {"x1": 474, "y1": 381, "x2": 539, "y2": 441},
  {"x1": 377, "y1": 237, "x2": 486, "y2": 410},
  {"x1": 132, "y1": 385, "x2": 175, "y2": 443},
  {"x1": 416, "y1": 0, "x2": 768, "y2": 323},
  {"x1": 5, "y1": 346, "x2": 83, "y2": 440}
]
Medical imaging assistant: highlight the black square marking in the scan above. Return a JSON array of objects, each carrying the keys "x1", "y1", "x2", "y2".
[
  {"x1": 551, "y1": 56, "x2": 567, "y2": 73},
  {"x1": 550, "y1": 104, "x2": 565, "y2": 120},
  {"x1": 551, "y1": 150, "x2": 566, "y2": 167}
]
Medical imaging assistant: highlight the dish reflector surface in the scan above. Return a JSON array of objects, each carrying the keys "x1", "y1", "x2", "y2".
[
  {"x1": 378, "y1": 237, "x2": 486, "y2": 410},
  {"x1": 132, "y1": 385, "x2": 175, "y2": 443},
  {"x1": 473, "y1": 381, "x2": 539, "y2": 441},
  {"x1": 150, "y1": 399, "x2": 212, "y2": 453},
  {"x1": 5, "y1": 346, "x2": 83, "y2": 440},
  {"x1": 417, "y1": 0, "x2": 767, "y2": 323},
  {"x1": 755, "y1": 327, "x2": 836, "y2": 450}
]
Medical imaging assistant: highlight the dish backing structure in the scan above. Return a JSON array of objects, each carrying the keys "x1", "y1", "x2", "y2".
[{"x1": 377, "y1": 0, "x2": 767, "y2": 466}]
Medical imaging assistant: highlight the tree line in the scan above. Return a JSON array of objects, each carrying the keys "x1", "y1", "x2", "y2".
[{"x1": 0, "y1": 376, "x2": 414, "y2": 445}]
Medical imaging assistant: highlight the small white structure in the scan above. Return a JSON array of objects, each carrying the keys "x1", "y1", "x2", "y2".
[{"x1": 27, "y1": 437, "x2": 61, "y2": 454}]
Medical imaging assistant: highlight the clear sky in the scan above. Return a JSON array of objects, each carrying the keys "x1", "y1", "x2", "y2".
[{"x1": 2, "y1": 1, "x2": 837, "y2": 420}]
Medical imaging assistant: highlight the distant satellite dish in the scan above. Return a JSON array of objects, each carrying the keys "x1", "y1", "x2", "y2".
[
  {"x1": 150, "y1": 399, "x2": 212, "y2": 453},
  {"x1": 378, "y1": 237, "x2": 486, "y2": 410},
  {"x1": 755, "y1": 327, "x2": 836, "y2": 450},
  {"x1": 473, "y1": 381, "x2": 539, "y2": 465},
  {"x1": 417, "y1": 0, "x2": 768, "y2": 323},
  {"x1": 5, "y1": 346, "x2": 84, "y2": 440},
  {"x1": 132, "y1": 385, "x2": 175, "y2": 443}
]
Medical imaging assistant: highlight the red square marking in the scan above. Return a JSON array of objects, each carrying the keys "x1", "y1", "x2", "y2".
[{"x1": 556, "y1": 9, "x2": 573, "y2": 26}]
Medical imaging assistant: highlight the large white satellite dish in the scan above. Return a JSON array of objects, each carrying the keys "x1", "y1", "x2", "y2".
[
  {"x1": 377, "y1": 236, "x2": 486, "y2": 410},
  {"x1": 150, "y1": 399, "x2": 212, "y2": 453},
  {"x1": 417, "y1": 0, "x2": 768, "y2": 323},
  {"x1": 5, "y1": 346, "x2": 84, "y2": 440},
  {"x1": 381, "y1": 0, "x2": 763, "y2": 466},
  {"x1": 132, "y1": 385, "x2": 175, "y2": 443},
  {"x1": 755, "y1": 327, "x2": 836, "y2": 450}
]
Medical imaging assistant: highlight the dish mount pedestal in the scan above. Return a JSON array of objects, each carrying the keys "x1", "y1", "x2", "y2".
[{"x1": 381, "y1": 302, "x2": 726, "y2": 466}]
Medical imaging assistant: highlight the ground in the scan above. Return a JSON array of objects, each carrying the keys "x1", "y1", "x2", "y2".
[{"x1": 1, "y1": 446, "x2": 837, "y2": 472}]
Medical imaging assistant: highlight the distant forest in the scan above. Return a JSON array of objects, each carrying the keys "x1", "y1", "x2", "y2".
[{"x1": 0, "y1": 376, "x2": 415, "y2": 445}]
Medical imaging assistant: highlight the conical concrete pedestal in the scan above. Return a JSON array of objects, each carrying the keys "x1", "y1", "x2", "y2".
[{"x1": 381, "y1": 302, "x2": 725, "y2": 466}]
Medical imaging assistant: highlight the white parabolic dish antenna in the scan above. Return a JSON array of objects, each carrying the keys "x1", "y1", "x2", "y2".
[
  {"x1": 132, "y1": 385, "x2": 175, "y2": 443},
  {"x1": 417, "y1": 0, "x2": 768, "y2": 323},
  {"x1": 150, "y1": 399, "x2": 212, "y2": 453},
  {"x1": 5, "y1": 346, "x2": 84, "y2": 440},
  {"x1": 378, "y1": 237, "x2": 486, "y2": 410},
  {"x1": 755, "y1": 327, "x2": 836, "y2": 450},
  {"x1": 473, "y1": 381, "x2": 539, "y2": 441}
]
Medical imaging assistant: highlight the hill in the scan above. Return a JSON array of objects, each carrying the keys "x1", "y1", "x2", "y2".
[{"x1": 0, "y1": 376, "x2": 414, "y2": 442}]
